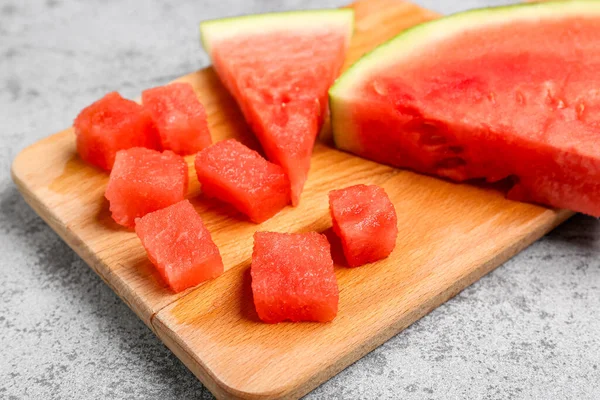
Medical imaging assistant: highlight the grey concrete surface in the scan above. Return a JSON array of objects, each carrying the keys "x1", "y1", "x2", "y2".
[{"x1": 1, "y1": 0, "x2": 599, "y2": 398}]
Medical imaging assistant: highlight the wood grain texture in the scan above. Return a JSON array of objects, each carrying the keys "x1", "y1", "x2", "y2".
[{"x1": 11, "y1": 0, "x2": 572, "y2": 398}]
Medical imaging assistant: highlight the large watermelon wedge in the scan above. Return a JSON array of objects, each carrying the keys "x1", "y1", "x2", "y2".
[
  {"x1": 330, "y1": 1, "x2": 600, "y2": 217},
  {"x1": 201, "y1": 10, "x2": 353, "y2": 205}
]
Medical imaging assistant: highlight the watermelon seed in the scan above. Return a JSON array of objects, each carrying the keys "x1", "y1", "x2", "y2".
[
  {"x1": 487, "y1": 92, "x2": 496, "y2": 104},
  {"x1": 516, "y1": 91, "x2": 525, "y2": 105},
  {"x1": 577, "y1": 103, "x2": 586, "y2": 120},
  {"x1": 373, "y1": 80, "x2": 388, "y2": 96},
  {"x1": 280, "y1": 94, "x2": 292, "y2": 108},
  {"x1": 544, "y1": 88, "x2": 566, "y2": 109}
]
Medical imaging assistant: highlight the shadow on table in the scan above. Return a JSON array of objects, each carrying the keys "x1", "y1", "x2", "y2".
[{"x1": 542, "y1": 212, "x2": 600, "y2": 251}]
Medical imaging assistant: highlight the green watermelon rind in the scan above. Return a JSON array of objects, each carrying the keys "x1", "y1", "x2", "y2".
[
  {"x1": 200, "y1": 8, "x2": 354, "y2": 55},
  {"x1": 329, "y1": 0, "x2": 600, "y2": 153}
]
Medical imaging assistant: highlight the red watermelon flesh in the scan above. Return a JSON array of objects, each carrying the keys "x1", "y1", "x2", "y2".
[
  {"x1": 329, "y1": 184, "x2": 398, "y2": 267},
  {"x1": 201, "y1": 10, "x2": 353, "y2": 205},
  {"x1": 142, "y1": 82, "x2": 212, "y2": 155},
  {"x1": 195, "y1": 139, "x2": 290, "y2": 223},
  {"x1": 330, "y1": 2, "x2": 600, "y2": 216},
  {"x1": 251, "y1": 231, "x2": 338, "y2": 323},
  {"x1": 74, "y1": 92, "x2": 160, "y2": 171},
  {"x1": 135, "y1": 200, "x2": 223, "y2": 292},
  {"x1": 105, "y1": 147, "x2": 188, "y2": 228}
]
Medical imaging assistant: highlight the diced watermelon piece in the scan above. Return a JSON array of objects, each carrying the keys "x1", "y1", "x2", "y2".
[
  {"x1": 195, "y1": 139, "x2": 290, "y2": 223},
  {"x1": 251, "y1": 231, "x2": 338, "y2": 323},
  {"x1": 142, "y1": 82, "x2": 212, "y2": 155},
  {"x1": 105, "y1": 147, "x2": 188, "y2": 227},
  {"x1": 329, "y1": 184, "x2": 398, "y2": 267},
  {"x1": 330, "y1": 2, "x2": 600, "y2": 216},
  {"x1": 200, "y1": 10, "x2": 354, "y2": 205},
  {"x1": 135, "y1": 200, "x2": 223, "y2": 292},
  {"x1": 74, "y1": 92, "x2": 160, "y2": 170}
]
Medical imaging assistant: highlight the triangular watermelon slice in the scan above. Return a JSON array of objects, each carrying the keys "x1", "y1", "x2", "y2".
[
  {"x1": 330, "y1": 1, "x2": 600, "y2": 217},
  {"x1": 201, "y1": 10, "x2": 354, "y2": 205}
]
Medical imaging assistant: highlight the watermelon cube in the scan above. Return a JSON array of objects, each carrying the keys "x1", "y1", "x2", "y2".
[
  {"x1": 74, "y1": 92, "x2": 160, "y2": 170},
  {"x1": 105, "y1": 147, "x2": 188, "y2": 228},
  {"x1": 135, "y1": 200, "x2": 223, "y2": 292},
  {"x1": 329, "y1": 184, "x2": 398, "y2": 267},
  {"x1": 195, "y1": 139, "x2": 290, "y2": 223},
  {"x1": 142, "y1": 82, "x2": 212, "y2": 155},
  {"x1": 251, "y1": 231, "x2": 338, "y2": 323}
]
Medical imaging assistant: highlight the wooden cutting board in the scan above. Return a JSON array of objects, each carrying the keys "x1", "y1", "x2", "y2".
[{"x1": 11, "y1": 0, "x2": 572, "y2": 398}]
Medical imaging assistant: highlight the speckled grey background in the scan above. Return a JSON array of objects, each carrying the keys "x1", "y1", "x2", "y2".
[{"x1": 2, "y1": 0, "x2": 599, "y2": 399}]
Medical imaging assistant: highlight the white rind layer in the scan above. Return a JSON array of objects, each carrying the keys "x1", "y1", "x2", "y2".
[{"x1": 200, "y1": 9, "x2": 354, "y2": 56}]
